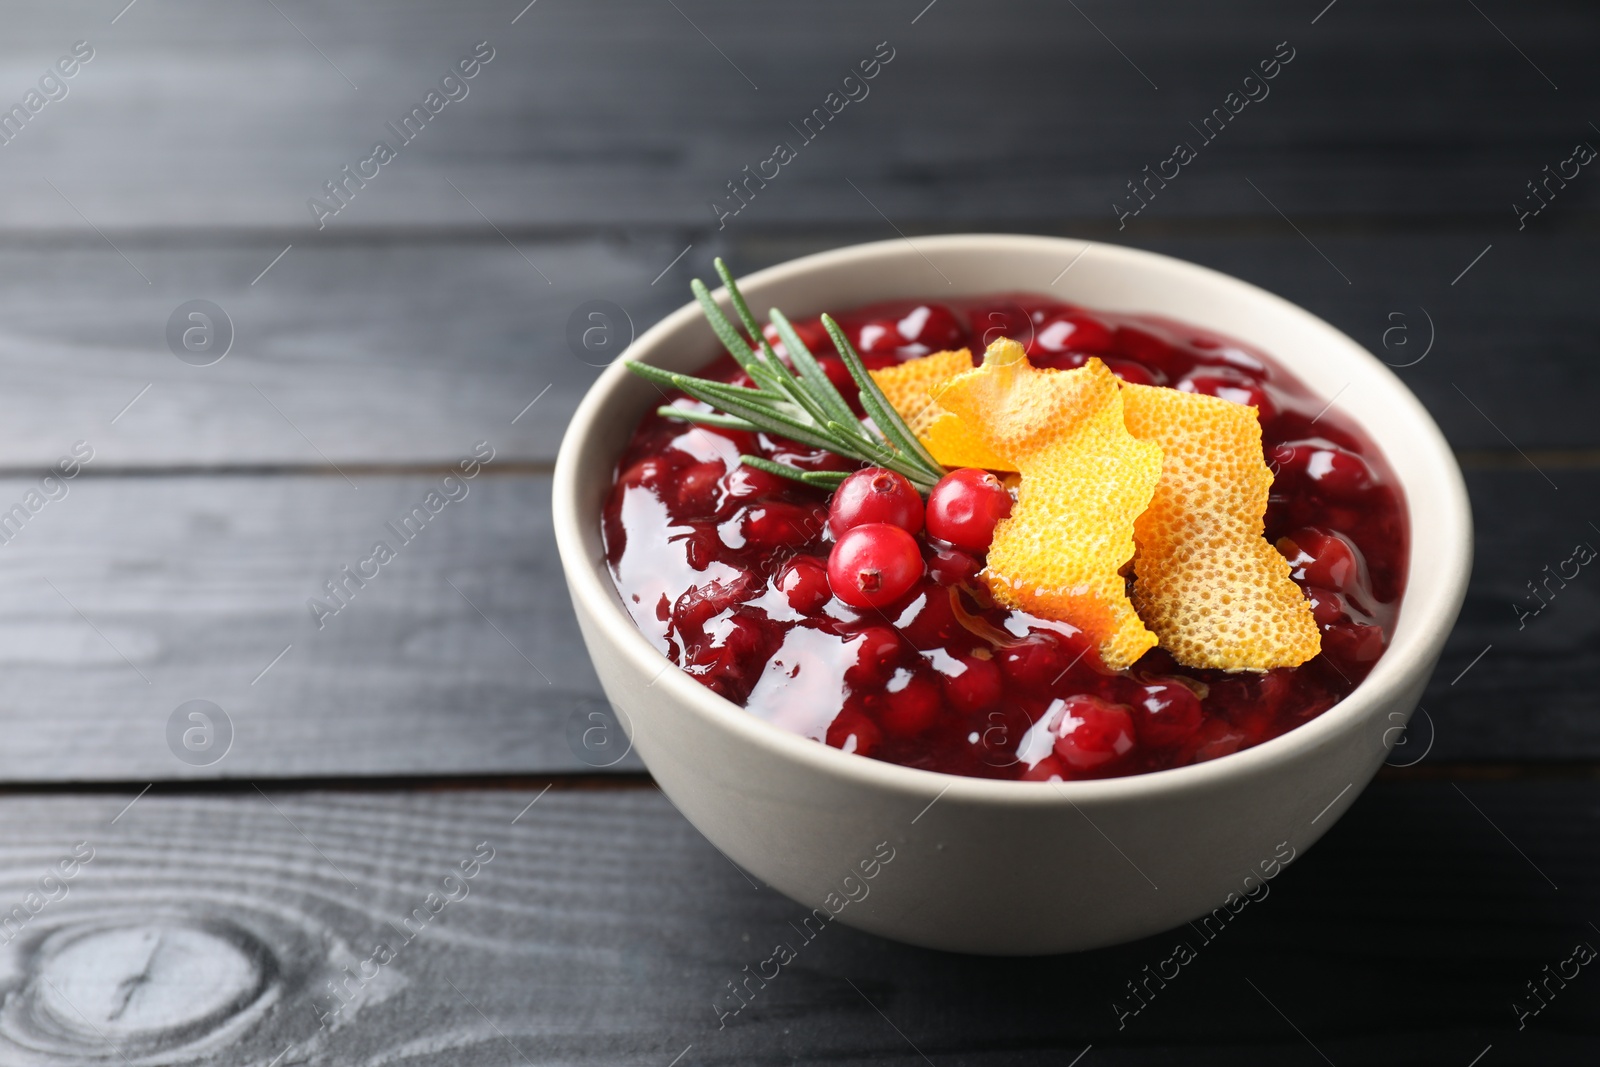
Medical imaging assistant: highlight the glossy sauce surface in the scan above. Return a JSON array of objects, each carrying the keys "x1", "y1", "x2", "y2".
[{"x1": 603, "y1": 296, "x2": 1409, "y2": 781}]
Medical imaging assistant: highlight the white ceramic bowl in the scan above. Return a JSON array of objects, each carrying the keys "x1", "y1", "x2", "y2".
[{"x1": 552, "y1": 235, "x2": 1471, "y2": 955}]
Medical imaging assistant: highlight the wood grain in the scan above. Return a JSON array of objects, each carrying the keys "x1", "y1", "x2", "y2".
[
  {"x1": 0, "y1": 236, "x2": 708, "y2": 469},
  {"x1": 1426, "y1": 467, "x2": 1600, "y2": 763},
  {"x1": 0, "y1": 472, "x2": 639, "y2": 781},
  {"x1": 0, "y1": 2, "x2": 1594, "y2": 231},
  {"x1": 0, "y1": 782, "x2": 1590, "y2": 1065}
]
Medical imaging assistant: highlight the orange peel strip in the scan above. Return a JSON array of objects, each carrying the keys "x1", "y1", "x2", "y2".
[
  {"x1": 1121, "y1": 383, "x2": 1321, "y2": 671},
  {"x1": 932, "y1": 341, "x2": 1162, "y2": 669},
  {"x1": 868, "y1": 350, "x2": 1013, "y2": 471}
]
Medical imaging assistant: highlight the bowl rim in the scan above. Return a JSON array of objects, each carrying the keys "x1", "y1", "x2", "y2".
[{"x1": 552, "y1": 233, "x2": 1473, "y2": 808}]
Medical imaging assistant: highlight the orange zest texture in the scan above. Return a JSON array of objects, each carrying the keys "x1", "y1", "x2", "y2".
[
  {"x1": 932, "y1": 340, "x2": 1163, "y2": 669},
  {"x1": 1120, "y1": 384, "x2": 1321, "y2": 670},
  {"x1": 868, "y1": 350, "x2": 1011, "y2": 472}
]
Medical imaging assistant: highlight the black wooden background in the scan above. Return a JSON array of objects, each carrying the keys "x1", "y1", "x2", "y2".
[{"x1": 0, "y1": 1, "x2": 1594, "y2": 1064}]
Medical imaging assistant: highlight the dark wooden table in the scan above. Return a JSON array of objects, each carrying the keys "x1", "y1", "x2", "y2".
[{"x1": 0, "y1": 2, "x2": 1594, "y2": 1064}]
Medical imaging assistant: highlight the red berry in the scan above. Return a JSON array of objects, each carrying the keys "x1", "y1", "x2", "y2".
[
  {"x1": 739, "y1": 502, "x2": 827, "y2": 549},
  {"x1": 970, "y1": 304, "x2": 1033, "y2": 352},
  {"x1": 846, "y1": 625, "x2": 907, "y2": 686},
  {"x1": 1181, "y1": 374, "x2": 1277, "y2": 422},
  {"x1": 1103, "y1": 359, "x2": 1162, "y2": 387},
  {"x1": 1021, "y1": 754, "x2": 1067, "y2": 782},
  {"x1": 618, "y1": 455, "x2": 676, "y2": 490},
  {"x1": 1323, "y1": 621, "x2": 1386, "y2": 663},
  {"x1": 894, "y1": 304, "x2": 965, "y2": 352},
  {"x1": 828, "y1": 468, "x2": 924, "y2": 537},
  {"x1": 1278, "y1": 527, "x2": 1364, "y2": 594},
  {"x1": 826, "y1": 706, "x2": 881, "y2": 756},
  {"x1": 942, "y1": 653, "x2": 1003, "y2": 713},
  {"x1": 764, "y1": 318, "x2": 833, "y2": 358},
  {"x1": 815, "y1": 355, "x2": 856, "y2": 396},
  {"x1": 675, "y1": 460, "x2": 725, "y2": 516},
  {"x1": 1271, "y1": 441, "x2": 1375, "y2": 500},
  {"x1": 881, "y1": 668, "x2": 943, "y2": 735},
  {"x1": 1130, "y1": 682, "x2": 1203, "y2": 747},
  {"x1": 855, "y1": 319, "x2": 902, "y2": 354},
  {"x1": 1114, "y1": 326, "x2": 1185, "y2": 373},
  {"x1": 1304, "y1": 586, "x2": 1346, "y2": 627},
  {"x1": 890, "y1": 582, "x2": 961, "y2": 650},
  {"x1": 1034, "y1": 312, "x2": 1114, "y2": 355},
  {"x1": 999, "y1": 630, "x2": 1089, "y2": 693},
  {"x1": 1189, "y1": 719, "x2": 1248, "y2": 763},
  {"x1": 1049, "y1": 695, "x2": 1137, "y2": 771},
  {"x1": 775, "y1": 556, "x2": 831, "y2": 614},
  {"x1": 827, "y1": 524, "x2": 924, "y2": 608},
  {"x1": 723, "y1": 464, "x2": 790, "y2": 503},
  {"x1": 926, "y1": 468, "x2": 1013, "y2": 552},
  {"x1": 928, "y1": 545, "x2": 983, "y2": 585}
]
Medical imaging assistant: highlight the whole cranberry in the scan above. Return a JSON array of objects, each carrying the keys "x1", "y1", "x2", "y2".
[
  {"x1": 855, "y1": 319, "x2": 903, "y2": 354},
  {"x1": 1271, "y1": 440, "x2": 1375, "y2": 500},
  {"x1": 971, "y1": 304, "x2": 1033, "y2": 352},
  {"x1": 741, "y1": 502, "x2": 828, "y2": 549},
  {"x1": 1021, "y1": 754, "x2": 1067, "y2": 782},
  {"x1": 1130, "y1": 681, "x2": 1204, "y2": 747},
  {"x1": 618, "y1": 455, "x2": 676, "y2": 490},
  {"x1": 1034, "y1": 311, "x2": 1114, "y2": 355},
  {"x1": 1181, "y1": 374, "x2": 1277, "y2": 423},
  {"x1": 723, "y1": 464, "x2": 790, "y2": 503},
  {"x1": 1102, "y1": 359, "x2": 1162, "y2": 387},
  {"x1": 926, "y1": 468, "x2": 1013, "y2": 551},
  {"x1": 846, "y1": 625, "x2": 906, "y2": 686},
  {"x1": 1278, "y1": 527, "x2": 1364, "y2": 594},
  {"x1": 894, "y1": 304, "x2": 965, "y2": 352},
  {"x1": 827, "y1": 524, "x2": 924, "y2": 608},
  {"x1": 1323, "y1": 622, "x2": 1386, "y2": 663},
  {"x1": 1050, "y1": 695, "x2": 1137, "y2": 770},
  {"x1": 881, "y1": 668, "x2": 943, "y2": 735},
  {"x1": 763, "y1": 319, "x2": 832, "y2": 360},
  {"x1": 975, "y1": 702, "x2": 1033, "y2": 767},
  {"x1": 826, "y1": 706, "x2": 882, "y2": 756},
  {"x1": 814, "y1": 355, "x2": 856, "y2": 397},
  {"x1": 891, "y1": 582, "x2": 961, "y2": 650},
  {"x1": 928, "y1": 545, "x2": 983, "y2": 585},
  {"x1": 675, "y1": 460, "x2": 726, "y2": 517},
  {"x1": 1304, "y1": 586, "x2": 1346, "y2": 627},
  {"x1": 1114, "y1": 326, "x2": 1184, "y2": 372},
  {"x1": 999, "y1": 631, "x2": 1090, "y2": 693},
  {"x1": 775, "y1": 556, "x2": 831, "y2": 614},
  {"x1": 828, "y1": 468, "x2": 924, "y2": 537},
  {"x1": 942, "y1": 653, "x2": 1003, "y2": 713}
]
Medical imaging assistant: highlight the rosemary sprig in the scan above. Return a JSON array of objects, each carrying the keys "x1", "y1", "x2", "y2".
[{"x1": 625, "y1": 258, "x2": 949, "y2": 493}]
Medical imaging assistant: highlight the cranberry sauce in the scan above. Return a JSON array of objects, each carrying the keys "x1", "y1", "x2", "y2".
[{"x1": 602, "y1": 296, "x2": 1409, "y2": 781}]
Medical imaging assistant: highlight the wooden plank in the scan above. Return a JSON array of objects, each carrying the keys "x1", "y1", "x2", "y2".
[
  {"x1": 0, "y1": 236, "x2": 709, "y2": 468},
  {"x1": 0, "y1": 1, "x2": 1594, "y2": 231},
  {"x1": 1424, "y1": 466, "x2": 1600, "y2": 763},
  {"x1": 0, "y1": 472, "x2": 639, "y2": 781},
  {"x1": 0, "y1": 781, "x2": 1590, "y2": 1064},
  {"x1": 0, "y1": 228, "x2": 1594, "y2": 471}
]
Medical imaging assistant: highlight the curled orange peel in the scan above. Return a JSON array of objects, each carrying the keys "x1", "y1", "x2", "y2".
[
  {"x1": 868, "y1": 350, "x2": 1013, "y2": 472},
  {"x1": 1120, "y1": 384, "x2": 1321, "y2": 671},
  {"x1": 931, "y1": 340, "x2": 1163, "y2": 669}
]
